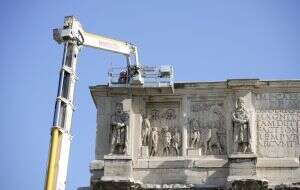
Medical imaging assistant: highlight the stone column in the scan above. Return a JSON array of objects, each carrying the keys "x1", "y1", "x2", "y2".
[
  {"x1": 131, "y1": 96, "x2": 144, "y2": 160},
  {"x1": 181, "y1": 95, "x2": 188, "y2": 156}
]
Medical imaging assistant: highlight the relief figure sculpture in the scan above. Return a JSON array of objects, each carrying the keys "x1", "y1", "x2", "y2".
[
  {"x1": 150, "y1": 127, "x2": 159, "y2": 156},
  {"x1": 110, "y1": 103, "x2": 129, "y2": 154},
  {"x1": 172, "y1": 130, "x2": 181, "y2": 156},
  {"x1": 162, "y1": 127, "x2": 172, "y2": 156},
  {"x1": 189, "y1": 119, "x2": 209, "y2": 154},
  {"x1": 232, "y1": 98, "x2": 251, "y2": 153},
  {"x1": 146, "y1": 104, "x2": 181, "y2": 157},
  {"x1": 189, "y1": 118, "x2": 224, "y2": 155},
  {"x1": 207, "y1": 128, "x2": 223, "y2": 154},
  {"x1": 199, "y1": 128, "x2": 211, "y2": 155},
  {"x1": 190, "y1": 119, "x2": 200, "y2": 148},
  {"x1": 141, "y1": 117, "x2": 151, "y2": 146}
]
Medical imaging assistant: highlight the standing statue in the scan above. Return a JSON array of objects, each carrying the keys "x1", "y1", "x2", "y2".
[
  {"x1": 150, "y1": 127, "x2": 159, "y2": 156},
  {"x1": 190, "y1": 119, "x2": 200, "y2": 148},
  {"x1": 141, "y1": 117, "x2": 151, "y2": 146},
  {"x1": 110, "y1": 103, "x2": 129, "y2": 154},
  {"x1": 163, "y1": 127, "x2": 172, "y2": 156},
  {"x1": 232, "y1": 98, "x2": 251, "y2": 153}
]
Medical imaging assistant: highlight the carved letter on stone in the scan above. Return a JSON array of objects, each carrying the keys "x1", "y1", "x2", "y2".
[
  {"x1": 232, "y1": 98, "x2": 251, "y2": 153},
  {"x1": 110, "y1": 103, "x2": 129, "y2": 154}
]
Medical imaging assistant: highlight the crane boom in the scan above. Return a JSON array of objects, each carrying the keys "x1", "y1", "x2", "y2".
[
  {"x1": 52, "y1": 17, "x2": 138, "y2": 61},
  {"x1": 83, "y1": 31, "x2": 132, "y2": 55},
  {"x1": 44, "y1": 16, "x2": 142, "y2": 190}
]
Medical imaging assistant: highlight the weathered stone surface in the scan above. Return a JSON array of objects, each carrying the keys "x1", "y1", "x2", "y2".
[
  {"x1": 88, "y1": 79, "x2": 300, "y2": 190},
  {"x1": 187, "y1": 148, "x2": 202, "y2": 156},
  {"x1": 140, "y1": 146, "x2": 149, "y2": 158},
  {"x1": 256, "y1": 157, "x2": 299, "y2": 168},
  {"x1": 226, "y1": 176, "x2": 268, "y2": 190},
  {"x1": 103, "y1": 155, "x2": 132, "y2": 178},
  {"x1": 90, "y1": 160, "x2": 104, "y2": 170},
  {"x1": 228, "y1": 156, "x2": 257, "y2": 176},
  {"x1": 92, "y1": 179, "x2": 141, "y2": 190},
  {"x1": 273, "y1": 183, "x2": 300, "y2": 190}
]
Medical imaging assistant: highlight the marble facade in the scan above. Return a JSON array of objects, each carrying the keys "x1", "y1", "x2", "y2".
[{"x1": 88, "y1": 79, "x2": 300, "y2": 190}]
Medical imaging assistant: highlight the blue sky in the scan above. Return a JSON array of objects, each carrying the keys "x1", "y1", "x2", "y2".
[{"x1": 0, "y1": 0, "x2": 299, "y2": 189}]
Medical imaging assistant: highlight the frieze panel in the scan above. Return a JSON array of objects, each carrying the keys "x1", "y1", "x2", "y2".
[
  {"x1": 188, "y1": 101, "x2": 226, "y2": 155},
  {"x1": 143, "y1": 102, "x2": 181, "y2": 157}
]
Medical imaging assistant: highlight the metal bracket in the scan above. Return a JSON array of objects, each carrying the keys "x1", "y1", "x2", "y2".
[
  {"x1": 53, "y1": 16, "x2": 84, "y2": 45},
  {"x1": 56, "y1": 96, "x2": 76, "y2": 111},
  {"x1": 61, "y1": 65, "x2": 78, "y2": 81},
  {"x1": 51, "y1": 126, "x2": 73, "y2": 140}
]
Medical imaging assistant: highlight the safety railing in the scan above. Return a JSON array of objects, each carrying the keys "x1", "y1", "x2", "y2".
[{"x1": 108, "y1": 65, "x2": 174, "y2": 88}]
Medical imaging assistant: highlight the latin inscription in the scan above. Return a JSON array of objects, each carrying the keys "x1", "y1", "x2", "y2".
[
  {"x1": 256, "y1": 93, "x2": 300, "y2": 110},
  {"x1": 257, "y1": 110, "x2": 300, "y2": 148},
  {"x1": 256, "y1": 93, "x2": 300, "y2": 157}
]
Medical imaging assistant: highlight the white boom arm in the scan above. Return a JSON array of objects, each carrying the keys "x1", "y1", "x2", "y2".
[
  {"x1": 82, "y1": 31, "x2": 141, "y2": 68},
  {"x1": 53, "y1": 16, "x2": 140, "y2": 65},
  {"x1": 44, "y1": 16, "x2": 141, "y2": 190},
  {"x1": 83, "y1": 31, "x2": 132, "y2": 55}
]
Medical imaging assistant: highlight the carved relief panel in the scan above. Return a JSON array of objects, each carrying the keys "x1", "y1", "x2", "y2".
[
  {"x1": 255, "y1": 93, "x2": 300, "y2": 157},
  {"x1": 144, "y1": 102, "x2": 181, "y2": 157},
  {"x1": 188, "y1": 100, "x2": 226, "y2": 155}
]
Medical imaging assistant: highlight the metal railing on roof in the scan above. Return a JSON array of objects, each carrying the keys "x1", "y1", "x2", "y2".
[{"x1": 108, "y1": 65, "x2": 174, "y2": 88}]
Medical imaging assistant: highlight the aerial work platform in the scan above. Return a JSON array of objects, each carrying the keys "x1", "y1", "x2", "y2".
[{"x1": 108, "y1": 65, "x2": 174, "y2": 94}]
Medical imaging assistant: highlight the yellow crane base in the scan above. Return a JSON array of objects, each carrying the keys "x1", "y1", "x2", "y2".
[{"x1": 44, "y1": 127, "x2": 62, "y2": 190}]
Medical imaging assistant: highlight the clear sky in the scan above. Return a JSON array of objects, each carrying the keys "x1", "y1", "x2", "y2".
[{"x1": 0, "y1": 0, "x2": 299, "y2": 189}]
